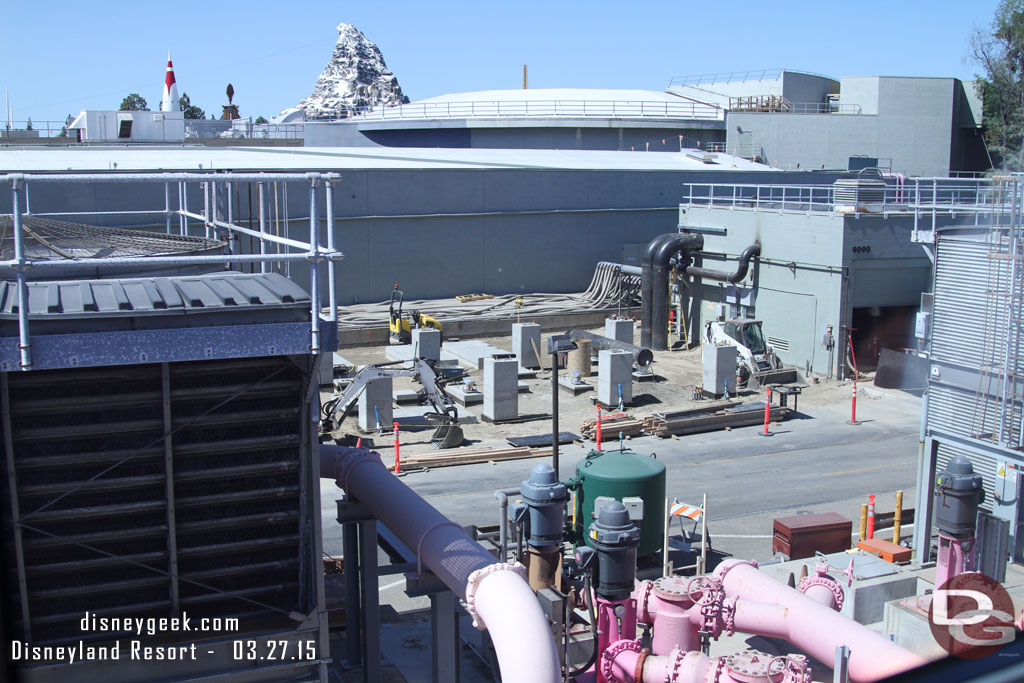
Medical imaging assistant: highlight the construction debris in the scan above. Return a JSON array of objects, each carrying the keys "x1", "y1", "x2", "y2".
[
  {"x1": 644, "y1": 402, "x2": 788, "y2": 437},
  {"x1": 388, "y1": 445, "x2": 553, "y2": 472},
  {"x1": 580, "y1": 414, "x2": 645, "y2": 441}
]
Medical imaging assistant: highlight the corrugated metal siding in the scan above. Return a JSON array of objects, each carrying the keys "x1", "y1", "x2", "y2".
[
  {"x1": 0, "y1": 273, "x2": 310, "y2": 317},
  {"x1": 931, "y1": 236, "x2": 991, "y2": 368}
]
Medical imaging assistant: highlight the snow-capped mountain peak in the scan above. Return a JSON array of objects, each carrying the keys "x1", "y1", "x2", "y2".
[{"x1": 293, "y1": 23, "x2": 408, "y2": 120}]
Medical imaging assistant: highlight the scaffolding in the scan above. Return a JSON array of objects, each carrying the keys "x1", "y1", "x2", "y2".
[{"x1": 1, "y1": 171, "x2": 344, "y2": 371}]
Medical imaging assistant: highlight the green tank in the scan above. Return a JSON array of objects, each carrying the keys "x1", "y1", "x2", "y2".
[{"x1": 568, "y1": 448, "x2": 666, "y2": 556}]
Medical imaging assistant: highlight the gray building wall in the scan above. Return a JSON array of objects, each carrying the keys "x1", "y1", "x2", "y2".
[
  {"x1": 680, "y1": 207, "x2": 935, "y2": 375},
  {"x1": 301, "y1": 118, "x2": 726, "y2": 151},
  {"x1": 5, "y1": 168, "x2": 842, "y2": 307},
  {"x1": 726, "y1": 77, "x2": 988, "y2": 176}
]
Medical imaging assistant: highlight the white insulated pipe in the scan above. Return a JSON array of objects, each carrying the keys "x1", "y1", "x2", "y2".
[{"x1": 320, "y1": 446, "x2": 560, "y2": 683}]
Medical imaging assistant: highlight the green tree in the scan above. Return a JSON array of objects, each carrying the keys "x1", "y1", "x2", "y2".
[
  {"x1": 25, "y1": 118, "x2": 32, "y2": 131},
  {"x1": 971, "y1": 1, "x2": 1024, "y2": 169},
  {"x1": 178, "y1": 93, "x2": 205, "y2": 120},
  {"x1": 255, "y1": 116, "x2": 268, "y2": 124},
  {"x1": 119, "y1": 93, "x2": 149, "y2": 111}
]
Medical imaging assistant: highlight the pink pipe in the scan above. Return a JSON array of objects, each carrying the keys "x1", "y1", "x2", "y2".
[
  {"x1": 607, "y1": 647, "x2": 712, "y2": 683},
  {"x1": 321, "y1": 446, "x2": 561, "y2": 682},
  {"x1": 802, "y1": 582, "x2": 839, "y2": 609},
  {"x1": 714, "y1": 560, "x2": 927, "y2": 681}
]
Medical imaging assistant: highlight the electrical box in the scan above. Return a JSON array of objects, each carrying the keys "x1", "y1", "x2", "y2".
[
  {"x1": 592, "y1": 496, "x2": 615, "y2": 519},
  {"x1": 915, "y1": 312, "x2": 931, "y2": 340},
  {"x1": 622, "y1": 496, "x2": 644, "y2": 522}
]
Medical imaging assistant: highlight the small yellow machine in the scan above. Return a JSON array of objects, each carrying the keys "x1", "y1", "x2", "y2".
[{"x1": 389, "y1": 285, "x2": 442, "y2": 344}]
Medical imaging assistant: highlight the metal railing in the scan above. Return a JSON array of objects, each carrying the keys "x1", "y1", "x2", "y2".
[
  {"x1": 729, "y1": 98, "x2": 862, "y2": 115},
  {"x1": 185, "y1": 121, "x2": 304, "y2": 140},
  {"x1": 2, "y1": 120, "x2": 72, "y2": 139},
  {"x1": 1, "y1": 171, "x2": 344, "y2": 370},
  {"x1": 668, "y1": 68, "x2": 836, "y2": 88},
  {"x1": 343, "y1": 98, "x2": 724, "y2": 121},
  {"x1": 683, "y1": 177, "x2": 1013, "y2": 225}
]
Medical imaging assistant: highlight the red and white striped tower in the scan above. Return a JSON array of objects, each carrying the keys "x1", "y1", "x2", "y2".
[{"x1": 160, "y1": 51, "x2": 180, "y2": 112}]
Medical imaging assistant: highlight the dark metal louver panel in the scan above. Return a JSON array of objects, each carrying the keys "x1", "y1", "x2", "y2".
[{"x1": 1, "y1": 356, "x2": 307, "y2": 649}]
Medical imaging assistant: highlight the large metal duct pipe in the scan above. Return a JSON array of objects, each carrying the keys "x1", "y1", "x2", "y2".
[
  {"x1": 320, "y1": 446, "x2": 561, "y2": 682},
  {"x1": 565, "y1": 329, "x2": 653, "y2": 367},
  {"x1": 683, "y1": 243, "x2": 761, "y2": 283},
  {"x1": 640, "y1": 234, "x2": 678, "y2": 350},
  {"x1": 650, "y1": 233, "x2": 704, "y2": 351}
]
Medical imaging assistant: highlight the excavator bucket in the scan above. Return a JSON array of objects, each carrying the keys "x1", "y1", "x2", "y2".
[{"x1": 431, "y1": 423, "x2": 464, "y2": 449}]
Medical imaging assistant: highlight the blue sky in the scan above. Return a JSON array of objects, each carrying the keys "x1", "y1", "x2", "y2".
[{"x1": 0, "y1": 0, "x2": 1006, "y2": 125}]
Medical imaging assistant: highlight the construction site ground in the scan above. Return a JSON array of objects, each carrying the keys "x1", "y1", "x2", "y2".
[{"x1": 321, "y1": 326, "x2": 922, "y2": 682}]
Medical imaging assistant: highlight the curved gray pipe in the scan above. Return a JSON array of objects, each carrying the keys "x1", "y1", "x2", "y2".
[
  {"x1": 566, "y1": 329, "x2": 653, "y2": 367},
  {"x1": 684, "y1": 243, "x2": 761, "y2": 283},
  {"x1": 320, "y1": 445, "x2": 494, "y2": 597},
  {"x1": 640, "y1": 234, "x2": 678, "y2": 351},
  {"x1": 649, "y1": 233, "x2": 704, "y2": 350}
]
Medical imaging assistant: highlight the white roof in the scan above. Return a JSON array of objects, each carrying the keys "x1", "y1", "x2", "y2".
[
  {"x1": 1, "y1": 146, "x2": 774, "y2": 173},
  {"x1": 415, "y1": 88, "x2": 694, "y2": 104}
]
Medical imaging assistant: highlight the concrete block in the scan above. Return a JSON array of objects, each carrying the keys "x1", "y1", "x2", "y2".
[
  {"x1": 702, "y1": 344, "x2": 737, "y2": 396},
  {"x1": 512, "y1": 323, "x2": 542, "y2": 369},
  {"x1": 357, "y1": 376, "x2": 393, "y2": 431},
  {"x1": 483, "y1": 358, "x2": 519, "y2": 422},
  {"x1": 412, "y1": 328, "x2": 441, "y2": 362},
  {"x1": 884, "y1": 598, "x2": 946, "y2": 658},
  {"x1": 605, "y1": 318, "x2": 635, "y2": 345},
  {"x1": 598, "y1": 350, "x2": 633, "y2": 406},
  {"x1": 449, "y1": 385, "x2": 483, "y2": 406},
  {"x1": 393, "y1": 389, "x2": 420, "y2": 404}
]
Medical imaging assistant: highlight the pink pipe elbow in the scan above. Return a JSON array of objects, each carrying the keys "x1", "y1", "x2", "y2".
[
  {"x1": 715, "y1": 560, "x2": 927, "y2": 681},
  {"x1": 469, "y1": 566, "x2": 562, "y2": 683}
]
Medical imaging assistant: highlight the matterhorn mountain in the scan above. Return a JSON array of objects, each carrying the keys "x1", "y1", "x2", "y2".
[{"x1": 291, "y1": 23, "x2": 409, "y2": 120}]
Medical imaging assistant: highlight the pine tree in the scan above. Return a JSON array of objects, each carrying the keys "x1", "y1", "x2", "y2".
[
  {"x1": 119, "y1": 93, "x2": 149, "y2": 111},
  {"x1": 179, "y1": 93, "x2": 206, "y2": 120}
]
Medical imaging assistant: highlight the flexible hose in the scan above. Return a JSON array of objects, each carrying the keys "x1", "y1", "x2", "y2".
[
  {"x1": 335, "y1": 263, "x2": 640, "y2": 328},
  {"x1": 567, "y1": 574, "x2": 600, "y2": 678}
]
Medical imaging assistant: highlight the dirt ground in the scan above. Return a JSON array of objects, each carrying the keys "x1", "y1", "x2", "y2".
[{"x1": 321, "y1": 325, "x2": 891, "y2": 457}]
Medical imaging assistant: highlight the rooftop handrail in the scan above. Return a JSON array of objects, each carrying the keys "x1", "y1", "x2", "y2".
[
  {"x1": 730, "y1": 101, "x2": 862, "y2": 115},
  {"x1": 2, "y1": 171, "x2": 344, "y2": 370},
  {"x1": 682, "y1": 178, "x2": 1009, "y2": 216},
  {"x1": 339, "y1": 98, "x2": 724, "y2": 122},
  {"x1": 668, "y1": 68, "x2": 837, "y2": 88}
]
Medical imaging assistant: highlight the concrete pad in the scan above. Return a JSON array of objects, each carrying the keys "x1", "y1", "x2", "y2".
[
  {"x1": 757, "y1": 551, "x2": 919, "y2": 625},
  {"x1": 393, "y1": 389, "x2": 420, "y2": 404},
  {"x1": 392, "y1": 405, "x2": 477, "y2": 425},
  {"x1": 517, "y1": 381, "x2": 530, "y2": 394},
  {"x1": 449, "y1": 386, "x2": 483, "y2": 406},
  {"x1": 444, "y1": 340, "x2": 513, "y2": 370},
  {"x1": 559, "y1": 378, "x2": 594, "y2": 394}
]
